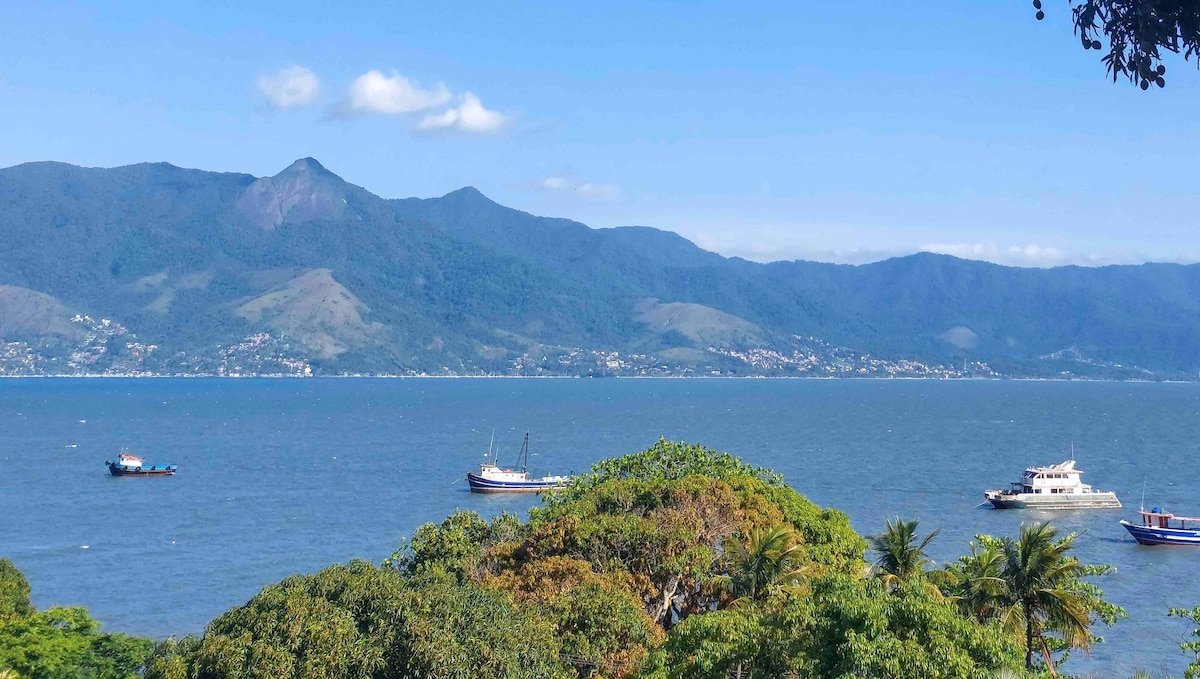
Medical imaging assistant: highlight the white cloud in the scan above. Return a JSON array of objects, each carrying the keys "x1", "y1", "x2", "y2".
[
  {"x1": 257, "y1": 66, "x2": 320, "y2": 108},
  {"x1": 654, "y1": 226, "x2": 1200, "y2": 268},
  {"x1": 539, "y1": 174, "x2": 621, "y2": 200},
  {"x1": 576, "y1": 182, "x2": 621, "y2": 199},
  {"x1": 418, "y1": 93, "x2": 508, "y2": 133},
  {"x1": 921, "y1": 242, "x2": 1079, "y2": 267},
  {"x1": 347, "y1": 70, "x2": 451, "y2": 115}
]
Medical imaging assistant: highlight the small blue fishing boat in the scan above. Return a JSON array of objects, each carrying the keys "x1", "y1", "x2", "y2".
[
  {"x1": 466, "y1": 433, "x2": 569, "y2": 493},
  {"x1": 106, "y1": 451, "x2": 177, "y2": 477},
  {"x1": 1120, "y1": 508, "x2": 1200, "y2": 545}
]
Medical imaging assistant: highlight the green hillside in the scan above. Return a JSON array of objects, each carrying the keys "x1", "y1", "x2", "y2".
[{"x1": 0, "y1": 158, "x2": 1196, "y2": 377}]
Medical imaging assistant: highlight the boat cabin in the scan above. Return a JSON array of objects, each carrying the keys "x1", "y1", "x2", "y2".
[
  {"x1": 1137, "y1": 508, "x2": 1200, "y2": 530},
  {"x1": 1008, "y1": 460, "x2": 1096, "y2": 496},
  {"x1": 116, "y1": 453, "x2": 143, "y2": 468},
  {"x1": 477, "y1": 462, "x2": 532, "y2": 482}
]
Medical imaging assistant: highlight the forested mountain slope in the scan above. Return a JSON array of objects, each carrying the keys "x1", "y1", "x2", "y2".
[{"x1": 0, "y1": 158, "x2": 1195, "y2": 377}]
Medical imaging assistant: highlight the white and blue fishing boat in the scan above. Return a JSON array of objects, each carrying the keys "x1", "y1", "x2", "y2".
[
  {"x1": 466, "y1": 433, "x2": 569, "y2": 494},
  {"x1": 106, "y1": 451, "x2": 177, "y2": 477},
  {"x1": 1121, "y1": 508, "x2": 1200, "y2": 545}
]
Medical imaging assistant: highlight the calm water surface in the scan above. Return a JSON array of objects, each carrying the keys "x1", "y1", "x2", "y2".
[{"x1": 3, "y1": 378, "x2": 1199, "y2": 677}]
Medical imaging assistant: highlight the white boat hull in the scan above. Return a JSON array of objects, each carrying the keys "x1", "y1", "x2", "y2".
[{"x1": 985, "y1": 491, "x2": 1121, "y2": 510}]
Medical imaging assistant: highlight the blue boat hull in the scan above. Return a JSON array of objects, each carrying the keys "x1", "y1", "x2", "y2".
[
  {"x1": 466, "y1": 473, "x2": 564, "y2": 493},
  {"x1": 107, "y1": 463, "x2": 176, "y2": 477},
  {"x1": 1121, "y1": 520, "x2": 1200, "y2": 545}
]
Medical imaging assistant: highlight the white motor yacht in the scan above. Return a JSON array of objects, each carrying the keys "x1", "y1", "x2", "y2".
[{"x1": 984, "y1": 459, "x2": 1120, "y2": 509}]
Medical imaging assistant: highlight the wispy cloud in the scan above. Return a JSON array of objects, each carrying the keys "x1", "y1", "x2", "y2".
[
  {"x1": 345, "y1": 70, "x2": 451, "y2": 115},
  {"x1": 663, "y1": 227, "x2": 1200, "y2": 268},
  {"x1": 418, "y1": 93, "x2": 508, "y2": 133},
  {"x1": 918, "y1": 242, "x2": 1124, "y2": 267},
  {"x1": 257, "y1": 66, "x2": 320, "y2": 108},
  {"x1": 539, "y1": 174, "x2": 621, "y2": 200}
]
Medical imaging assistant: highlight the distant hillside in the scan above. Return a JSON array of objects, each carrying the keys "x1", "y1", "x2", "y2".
[{"x1": 0, "y1": 158, "x2": 1196, "y2": 378}]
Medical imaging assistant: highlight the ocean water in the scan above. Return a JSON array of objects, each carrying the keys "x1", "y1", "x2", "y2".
[{"x1": 2, "y1": 378, "x2": 1199, "y2": 677}]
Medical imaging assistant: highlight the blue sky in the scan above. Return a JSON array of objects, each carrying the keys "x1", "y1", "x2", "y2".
[{"x1": 1, "y1": 1, "x2": 1198, "y2": 266}]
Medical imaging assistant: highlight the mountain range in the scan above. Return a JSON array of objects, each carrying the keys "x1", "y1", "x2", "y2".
[{"x1": 1, "y1": 157, "x2": 1197, "y2": 378}]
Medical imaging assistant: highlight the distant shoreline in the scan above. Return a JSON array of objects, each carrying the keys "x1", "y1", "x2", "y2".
[{"x1": 0, "y1": 374, "x2": 1191, "y2": 383}]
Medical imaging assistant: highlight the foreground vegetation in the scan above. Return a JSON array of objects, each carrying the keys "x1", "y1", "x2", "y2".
[
  {"x1": 5, "y1": 440, "x2": 1200, "y2": 678},
  {"x1": 0, "y1": 559, "x2": 152, "y2": 678}
]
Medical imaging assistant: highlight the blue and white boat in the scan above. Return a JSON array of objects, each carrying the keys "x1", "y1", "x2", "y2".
[
  {"x1": 1121, "y1": 508, "x2": 1200, "y2": 545},
  {"x1": 466, "y1": 433, "x2": 569, "y2": 494},
  {"x1": 106, "y1": 451, "x2": 177, "y2": 477}
]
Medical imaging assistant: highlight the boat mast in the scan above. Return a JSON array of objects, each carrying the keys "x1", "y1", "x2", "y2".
[{"x1": 520, "y1": 432, "x2": 530, "y2": 472}]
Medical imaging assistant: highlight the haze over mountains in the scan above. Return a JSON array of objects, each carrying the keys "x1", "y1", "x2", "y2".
[{"x1": 0, "y1": 158, "x2": 1197, "y2": 378}]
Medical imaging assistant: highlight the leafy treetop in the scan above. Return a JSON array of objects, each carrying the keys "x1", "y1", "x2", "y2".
[
  {"x1": 1039, "y1": 0, "x2": 1200, "y2": 89},
  {"x1": 0, "y1": 560, "x2": 153, "y2": 679},
  {"x1": 0, "y1": 559, "x2": 33, "y2": 620}
]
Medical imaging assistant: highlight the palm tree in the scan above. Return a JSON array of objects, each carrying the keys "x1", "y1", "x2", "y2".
[
  {"x1": 943, "y1": 542, "x2": 1011, "y2": 624},
  {"x1": 867, "y1": 517, "x2": 940, "y2": 587},
  {"x1": 713, "y1": 525, "x2": 807, "y2": 609},
  {"x1": 997, "y1": 522, "x2": 1093, "y2": 672}
]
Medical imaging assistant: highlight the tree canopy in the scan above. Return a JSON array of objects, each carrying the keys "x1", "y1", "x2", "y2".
[
  {"x1": 1040, "y1": 0, "x2": 1200, "y2": 88},
  {"x1": 0, "y1": 560, "x2": 33, "y2": 621},
  {"x1": 940, "y1": 523, "x2": 1125, "y2": 673},
  {"x1": 133, "y1": 440, "x2": 1133, "y2": 679},
  {"x1": 0, "y1": 559, "x2": 153, "y2": 679},
  {"x1": 144, "y1": 561, "x2": 568, "y2": 679}
]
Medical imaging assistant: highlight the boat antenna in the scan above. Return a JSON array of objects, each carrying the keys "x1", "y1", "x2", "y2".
[{"x1": 1140, "y1": 477, "x2": 1147, "y2": 512}]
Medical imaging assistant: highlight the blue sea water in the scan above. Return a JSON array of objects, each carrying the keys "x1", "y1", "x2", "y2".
[{"x1": 2, "y1": 378, "x2": 1199, "y2": 677}]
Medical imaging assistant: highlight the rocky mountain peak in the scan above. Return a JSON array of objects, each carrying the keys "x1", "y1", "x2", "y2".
[{"x1": 237, "y1": 158, "x2": 350, "y2": 229}]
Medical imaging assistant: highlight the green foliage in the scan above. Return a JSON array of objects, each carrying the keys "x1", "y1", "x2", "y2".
[
  {"x1": 132, "y1": 444, "x2": 1122, "y2": 679},
  {"x1": 547, "y1": 439, "x2": 785, "y2": 502},
  {"x1": 1168, "y1": 605, "x2": 1200, "y2": 679},
  {"x1": 643, "y1": 608, "x2": 778, "y2": 679},
  {"x1": 868, "y1": 517, "x2": 941, "y2": 587},
  {"x1": 0, "y1": 559, "x2": 153, "y2": 679},
  {"x1": 1040, "y1": 0, "x2": 1200, "y2": 89},
  {"x1": 368, "y1": 440, "x2": 864, "y2": 675},
  {"x1": 0, "y1": 559, "x2": 33, "y2": 620},
  {"x1": 385, "y1": 510, "x2": 521, "y2": 580},
  {"x1": 541, "y1": 439, "x2": 865, "y2": 573},
  {"x1": 649, "y1": 575, "x2": 1022, "y2": 679},
  {"x1": 712, "y1": 525, "x2": 807, "y2": 610},
  {"x1": 942, "y1": 542, "x2": 1010, "y2": 625},
  {"x1": 941, "y1": 524, "x2": 1124, "y2": 673},
  {"x1": 0, "y1": 605, "x2": 153, "y2": 679},
  {"x1": 516, "y1": 442, "x2": 861, "y2": 634},
  {"x1": 145, "y1": 560, "x2": 568, "y2": 679},
  {"x1": 790, "y1": 576, "x2": 1022, "y2": 679},
  {"x1": 486, "y1": 558, "x2": 662, "y2": 677}
]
